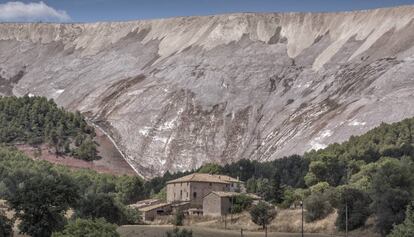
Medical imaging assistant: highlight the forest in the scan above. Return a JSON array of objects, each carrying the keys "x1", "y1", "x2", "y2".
[{"x1": 0, "y1": 96, "x2": 99, "y2": 161}]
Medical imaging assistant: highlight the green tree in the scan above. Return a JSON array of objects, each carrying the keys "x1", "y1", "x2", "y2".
[
  {"x1": 335, "y1": 188, "x2": 371, "y2": 231},
  {"x1": 249, "y1": 201, "x2": 277, "y2": 237},
  {"x1": 370, "y1": 158, "x2": 414, "y2": 236},
  {"x1": 6, "y1": 172, "x2": 79, "y2": 237},
  {"x1": 388, "y1": 202, "x2": 414, "y2": 237},
  {"x1": 304, "y1": 191, "x2": 333, "y2": 222},
  {"x1": 52, "y1": 218, "x2": 119, "y2": 237},
  {"x1": 246, "y1": 177, "x2": 257, "y2": 193},
  {"x1": 73, "y1": 137, "x2": 99, "y2": 161},
  {"x1": 74, "y1": 193, "x2": 123, "y2": 225},
  {"x1": 231, "y1": 194, "x2": 253, "y2": 214},
  {"x1": 198, "y1": 163, "x2": 223, "y2": 174},
  {"x1": 115, "y1": 176, "x2": 144, "y2": 204},
  {"x1": 0, "y1": 210, "x2": 13, "y2": 237}
]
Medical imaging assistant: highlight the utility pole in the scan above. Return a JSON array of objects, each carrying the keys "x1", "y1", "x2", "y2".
[
  {"x1": 345, "y1": 203, "x2": 348, "y2": 237},
  {"x1": 301, "y1": 200, "x2": 304, "y2": 237},
  {"x1": 345, "y1": 165, "x2": 350, "y2": 237}
]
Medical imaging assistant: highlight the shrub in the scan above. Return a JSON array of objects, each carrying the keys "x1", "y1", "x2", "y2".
[
  {"x1": 231, "y1": 194, "x2": 253, "y2": 213},
  {"x1": 166, "y1": 227, "x2": 193, "y2": 237},
  {"x1": 173, "y1": 210, "x2": 185, "y2": 226},
  {"x1": 304, "y1": 192, "x2": 333, "y2": 222},
  {"x1": 52, "y1": 218, "x2": 119, "y2": 237},
  {"x1": 388, "y1": 202, "x2": 414, "y2": 237}
]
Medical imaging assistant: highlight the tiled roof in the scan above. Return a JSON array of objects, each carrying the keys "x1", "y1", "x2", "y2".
[
  {"x1": 129, "y1": 198, "x2": 161, "y2": 209},
  {"x1": 208, "y1": 191, "x2": 262, "y2": 200},
  {"x1": 210, "y1": 191, "x2": 240, "y2": 197},
  {"x1": 166, "y1": 173, "x2": 242, "y2": 184},
  {"x1": 138, "y1": 202, "x2": 171, "y2": 212}
]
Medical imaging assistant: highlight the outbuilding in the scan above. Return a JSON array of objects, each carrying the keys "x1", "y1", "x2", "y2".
[
  {"x1": 138, "y1": 202, "x2": 172, "y2": 222},
  {"x1": 203, "y1": 191, "x2": 238, "y2": 217},
  {"x1": 203, "y1": 191, "x2": 263, "y2": 217}
]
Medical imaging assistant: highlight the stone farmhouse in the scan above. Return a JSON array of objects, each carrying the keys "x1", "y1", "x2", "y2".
[
  {"x1": 166, "y1": 173, "x2": 244, "y2": 208},
  {"x1": 135, "y1": 173, "x2": 260, "y2": 221}
]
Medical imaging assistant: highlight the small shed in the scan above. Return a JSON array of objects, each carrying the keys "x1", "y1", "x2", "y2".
[
  {"x1": 203, "y1": 191, "x2": 238, "y2": 217},
  {"x1": 139, "y1": 202, "x2": 171, "y2": 222}
]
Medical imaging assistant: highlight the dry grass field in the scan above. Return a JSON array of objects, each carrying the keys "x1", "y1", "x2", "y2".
[
  {"x1": 117, "y1": 225, "x2": 337, "y2": 237},
  {"x1": 118, "y1": 208, "x2": 380, "y2": 237}
]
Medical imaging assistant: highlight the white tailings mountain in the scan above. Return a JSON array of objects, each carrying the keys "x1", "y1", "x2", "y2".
[{"x1": 1, "y1": 6, "x2": 414, "y2": 178}]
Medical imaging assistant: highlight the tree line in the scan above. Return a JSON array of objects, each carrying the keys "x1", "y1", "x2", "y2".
[
  {"x1": 0, "y1": 146, "x2": 143, "y2": 237},
  {"x1": 150, "y1": 117, "x2": 414, "y2": 236}
]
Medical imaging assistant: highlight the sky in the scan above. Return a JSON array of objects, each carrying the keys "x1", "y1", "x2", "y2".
[{"x1": 0, "y1": 0, "x2": 414, "y2": 23}]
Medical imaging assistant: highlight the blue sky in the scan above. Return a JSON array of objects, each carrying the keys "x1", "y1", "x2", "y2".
[{"x1": 1, "y1": 0, "x2": 414, "y2": 22}]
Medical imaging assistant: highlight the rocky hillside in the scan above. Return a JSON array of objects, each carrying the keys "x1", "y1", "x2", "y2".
[{"x1": 1, "y1": 6, "x2": 414, "y2": 178}]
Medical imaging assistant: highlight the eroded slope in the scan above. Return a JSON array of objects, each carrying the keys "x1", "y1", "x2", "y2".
[{"x1": 1, "y1": 6, "x2": 414, "y2": 177}]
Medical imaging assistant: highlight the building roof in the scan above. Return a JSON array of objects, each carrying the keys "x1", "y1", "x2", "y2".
[
  {"x1": 138, "y1": 202, "x2": 171, "y2": 212},
  {"x1": 207, "y1": 191, "x2": 262, "y2": 200},
  {"x1": 210, "y1": 191, "x2": 240, "y2": 197},
  {"x1": 129, "y1": 198, "x2": 161, "y2": 209},
  {"x1": 166, "y1": 173, "x2": 242, "y2": 184}
]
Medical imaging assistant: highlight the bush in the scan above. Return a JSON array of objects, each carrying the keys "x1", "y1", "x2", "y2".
[
  {"x1": 335, "y1": 188, "x2": 371, "y2": 231},
  {"x1": 388, "y1": 202, "x2": 414, "y2": 237},
  {"x1": 52, "y1": 218, "x2": 119, "y2": 237},
  {"x1": 74, "y1": 192, "x2": 139, "y2": 225},
  {"x1": 0, "y1": 210, "x2": 13, "y2": 237},
  {"x1": 304, "y1": 192, "x2": 333, "y2": 222},
  {"x1": 166, "y1": 227, "x2": 193, "y2": 237},
  {"x1": 173, "y1": 210, "x2": 185, "y2": 226},
  {"x1": 249, "y1": 201, "x2": 277, "y2": 230},
  {"x1": 231, "y1": 194, "x2": 253, "y2": 213},
  {"x1": 280, "y1": 187, "x2": 305, "y2": 208}
]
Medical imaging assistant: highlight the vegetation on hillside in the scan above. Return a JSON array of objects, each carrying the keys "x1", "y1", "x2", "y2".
[
  {"x1": 2, "y1": 96, "x2": 414, "y2": 236},
  {"x1": 177, "y1": 117, "x2": 414, "y2": 236},
  {"x1": 0, "y1": 146, "x2": 141, "y2": 236},
  {"x1": 0, "y1": 96, "x2": 99, "y2": 161}
]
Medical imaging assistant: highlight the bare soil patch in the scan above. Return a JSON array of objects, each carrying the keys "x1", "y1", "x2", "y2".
[{"x1": 16, "y1": 128, "x2": 136, "y2": 176}]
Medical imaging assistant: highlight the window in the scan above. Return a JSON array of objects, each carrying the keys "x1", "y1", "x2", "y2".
[
  {"x1": 193, "y1": 192, "x2": 197, "y2": 198},
  {"x1": 209, "y1": 182, "x2": 212, "y2": 186}
]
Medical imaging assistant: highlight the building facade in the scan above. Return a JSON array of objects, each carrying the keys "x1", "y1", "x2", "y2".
[
  {"x1": 166, "y1": 173, "x2": 243, "y2": 208},
  {"x1": 202, "y1": 191, "x2": 233, "y2": 217}
]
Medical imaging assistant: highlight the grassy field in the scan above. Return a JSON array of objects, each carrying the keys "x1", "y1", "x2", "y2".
[{"x1": 117, "y1": 225, "x2": 340, "y2": 237}]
